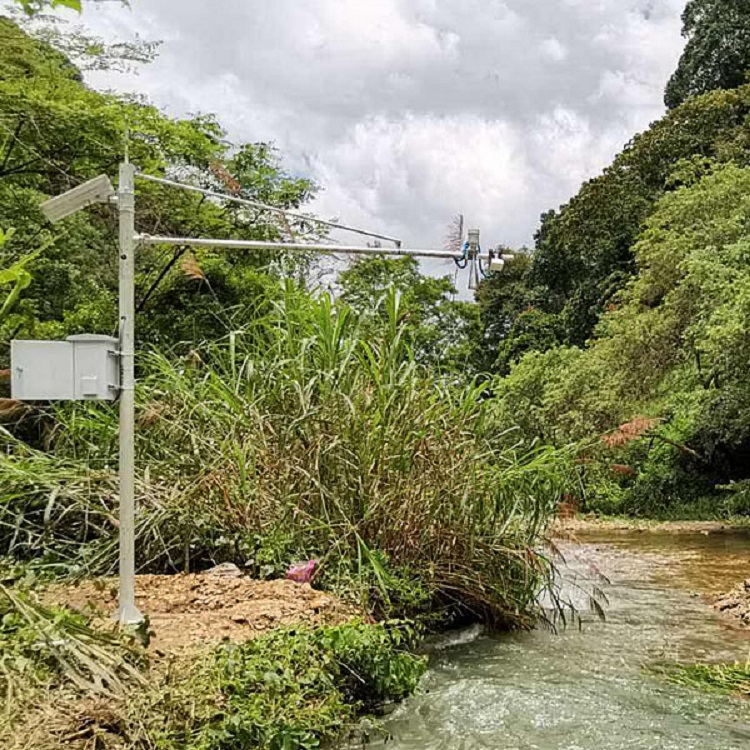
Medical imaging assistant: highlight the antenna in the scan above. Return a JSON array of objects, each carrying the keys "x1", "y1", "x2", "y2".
[
  {"x1": 467, "y1": 228, "x2": 481, "y2": 290},
  {"x1": 444, "y1": 213, "x2": 465, "y2": 256}
]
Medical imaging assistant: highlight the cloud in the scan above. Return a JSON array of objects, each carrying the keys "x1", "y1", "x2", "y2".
[
  {"x1": 540, "y1": 38, "x2": 569, "y2": 63},
  {"x1": 63, "y1": 0, "x2": 685, "y2": 256},
  {"x1": 310, "y1": 113, "x2": 530, "y2": 244}
]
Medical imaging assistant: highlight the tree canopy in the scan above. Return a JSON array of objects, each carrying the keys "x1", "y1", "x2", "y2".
[
  {"x1": 338, "y1": 255, "x2": 480, "y2": 370},
  {"x1": 0, "y1": 17, "x2": 315, "y2": 361},
  {"x1": 491, "y1": 162, "x2": 750, "y2": 515},
  {"x1": 476, "y1": 82, "x2": 750, "y2": 371},
  {"x1": 14, "y1": 0, "x2": 82, "y2": 13},
  {"x1": 665, "y1": 0, "x2": 750, "y2": 109}
]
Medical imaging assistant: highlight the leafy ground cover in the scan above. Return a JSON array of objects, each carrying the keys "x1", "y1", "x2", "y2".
[{"x1": 1, "y1": 582, "x2": 426, "y2": 750}]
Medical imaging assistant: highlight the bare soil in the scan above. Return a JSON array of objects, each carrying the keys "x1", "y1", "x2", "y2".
[{"x1": 45, "y1": 564, "x2": 363, "y2": 652}]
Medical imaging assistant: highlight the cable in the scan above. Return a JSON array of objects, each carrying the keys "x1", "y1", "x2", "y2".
[
  {"x1": 136, "y1": 172, "x2": 403, "y2": 249},
  {"x1": 478, "y1": 247, "x2": 492, "y2": 280},
  {"x1": 454, "y1": 241, "x2": 469, "y2": 270}
]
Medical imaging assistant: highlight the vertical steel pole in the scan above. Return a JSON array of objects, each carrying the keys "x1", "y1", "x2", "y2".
[
  {"x1": 117, "y1": 161, "x2": 143, "y2": 625},
  {"x1": 467, "y1": 229, "x2": 481, "y2": 290}
]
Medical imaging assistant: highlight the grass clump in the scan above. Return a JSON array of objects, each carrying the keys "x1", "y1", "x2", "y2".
[
  {"x1": 0, "y1": 584, "x2": 144, "y2": 739},
  {"x1": 651, "y1": 661, "x2": 750, "y2": 697},
  {"x1": 1, "y1": 286, "x2": 576, "y2": 627}
]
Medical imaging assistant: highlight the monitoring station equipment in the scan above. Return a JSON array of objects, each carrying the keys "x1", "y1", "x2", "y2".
[
  {"x1": 40, "y1": 174, "x2": 115, "y2": 224},
  {"x1": 12, "y1": 335, "x2": 119, "y2": 401},
  {"x1": 12, "y1": 159, "x2": 514, "y2": 626}
]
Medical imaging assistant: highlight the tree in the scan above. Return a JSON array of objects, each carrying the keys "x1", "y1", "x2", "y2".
[
  {"x1": 523, "y1": 82, "x2": 750, "y2": 354},
  {"x1": 12, "y1": 0, "x2": 127, "y2": 14},
  {"x1": 0, "y1": 18, "x2": 315, "y2": 359},
  {"x1": 474, "y1": 252, "x2": 566, "y2": 374},
  {"x1": 665, "y1": 0, "x2": 750, "y2": 109},
  {"x1": 492, "y1": 163, "x2": 750, "y2": 515},
  {"x1": 338, "y1": 255, "x2": 480, "y2": 371},
  {"x1": 14, "y1": 0, "x2": 82, "y2": 13}
]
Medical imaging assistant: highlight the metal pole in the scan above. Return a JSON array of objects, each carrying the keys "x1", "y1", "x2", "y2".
[
  {"x1": 117, "y1": 161, "x2": 143, "y2": 626},
  {"x1": 467, "y1": 228, "x2": 481, "y2": 290},
  {"x1": 136, "y1": 234, "x2": 464, "y2": 260}
]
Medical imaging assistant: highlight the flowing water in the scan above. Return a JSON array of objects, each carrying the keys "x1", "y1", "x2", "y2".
[{"x1": 362, "y1": 529, "x2": 750, "y2": 750}]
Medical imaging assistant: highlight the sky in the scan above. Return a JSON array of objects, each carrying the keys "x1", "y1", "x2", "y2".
[{"x1": 24, "y1": 0, "x2": 687, "y2": 266}]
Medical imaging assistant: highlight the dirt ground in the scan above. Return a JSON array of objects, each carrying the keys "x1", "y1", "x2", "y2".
[{"x1": 45, "y1": 563, "x2": 363, "y2": 652}]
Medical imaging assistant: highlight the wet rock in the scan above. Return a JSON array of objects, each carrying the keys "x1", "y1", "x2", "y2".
[
  {"x1": 714, "y1": 581, "x2": 750, "y2": 628},
  {"x1": 717, "y1": 598, "x2": 739, "y2": 611}
]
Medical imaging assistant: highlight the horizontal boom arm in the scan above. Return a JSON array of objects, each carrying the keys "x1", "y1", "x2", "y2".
[{"x1": 135, "y1": 234, "x2": 465, "y2": 260}]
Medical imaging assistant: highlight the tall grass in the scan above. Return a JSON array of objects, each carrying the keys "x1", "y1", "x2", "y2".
[{"x1": 0, "y1": 284, "x2": 575, "y2": 626}]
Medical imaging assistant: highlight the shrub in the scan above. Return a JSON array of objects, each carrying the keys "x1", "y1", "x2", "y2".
[
  {"x1": 108, "y1": 621, "x2": 425, "y2": 750},
  {"x1": 0, "y1": 286, "x2": 575, "y2": 626},
  {"x1": 2, "y1": 615, "x2": 426, "y2": 750}
]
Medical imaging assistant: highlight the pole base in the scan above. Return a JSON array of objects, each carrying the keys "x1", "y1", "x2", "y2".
[{"x1": 116, "y1": 601, "x2": 145, "y2": 627}]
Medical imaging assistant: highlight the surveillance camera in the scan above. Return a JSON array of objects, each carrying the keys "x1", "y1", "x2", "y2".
[
  {"x1": 488, "y1": 255, "x2": 506, "y2": 272},
  {"x1": 41, "y1": 174, "x2": 115, "y2": 224}
]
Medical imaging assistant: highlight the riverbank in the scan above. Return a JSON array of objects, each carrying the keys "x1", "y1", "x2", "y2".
[
  {"x1": 555, "y1": 515, "x2": 750, "y2": 535},
  {"x1": 1, "y1": 580, "x2": 425, "y2": 750},
  {"x1": 368, "y1": 526, "x2": 750, "y2": 749},
  {"x1": 7, "y1": 516, "x2": 749, "y2": 750}
]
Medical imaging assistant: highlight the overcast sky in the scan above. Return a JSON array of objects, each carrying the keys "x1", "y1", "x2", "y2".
[{"x1": 33, "y1": 0, "x2": 686, "y2": 261}]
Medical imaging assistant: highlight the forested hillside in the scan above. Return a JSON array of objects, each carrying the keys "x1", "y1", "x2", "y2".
[{"x1": 477, "y1": 0, "x2": 750, "y2": 518}]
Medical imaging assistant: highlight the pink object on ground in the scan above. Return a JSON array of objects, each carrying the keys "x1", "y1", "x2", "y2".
[{"x1": 286, "y1": 560, "x2": 317, "y2": 584}]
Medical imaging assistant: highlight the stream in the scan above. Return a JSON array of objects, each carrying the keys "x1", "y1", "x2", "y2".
[{"x1": 361, "y1": 529, "x2": 750, "y2": 750}]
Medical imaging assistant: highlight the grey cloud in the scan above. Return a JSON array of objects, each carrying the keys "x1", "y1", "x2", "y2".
[{"x1": 71, "y1": 0, "x2": 686, "y2": 253}]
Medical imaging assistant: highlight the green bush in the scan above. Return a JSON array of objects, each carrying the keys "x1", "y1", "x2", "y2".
[
  {"x1": 485, "y1": 163, "x2": 750, "y2": 520},
  {"x1": 0, "y1": 609, "x2": 426, "y2": 750},
  {"x1": 131, "y1": 621, "x2": 426, "y2": 750}
]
